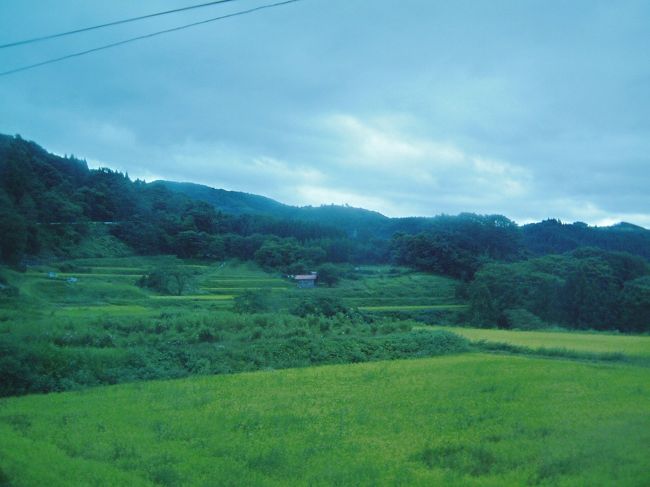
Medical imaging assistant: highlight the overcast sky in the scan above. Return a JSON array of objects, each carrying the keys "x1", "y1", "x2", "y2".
[{"x1": 1, "y1": 0, "x2": 649, "y2": 226}]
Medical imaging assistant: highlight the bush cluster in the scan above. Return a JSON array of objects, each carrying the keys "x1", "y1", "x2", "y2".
[{"x1": 0, "y1": 310, "x2": 468, "y2": 397}]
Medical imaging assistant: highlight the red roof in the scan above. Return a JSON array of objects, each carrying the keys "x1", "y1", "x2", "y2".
[{"x1": 294, "y1": 274, "x2": 317, "y2": 280}]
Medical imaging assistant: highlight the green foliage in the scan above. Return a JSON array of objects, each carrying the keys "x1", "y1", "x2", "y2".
[
  {"x1": 233, "y1": 290, "x2": 274, "y2": 314},
  {"x1": 0, "y1": 283, "x2": 19, "y2": 299},
  {"x1": 315, "y1": 263, "x2": 342, "y2": 287},
  {"x1": 137, "y1": 266, "x2": 194, "y2": 295},
  {"x1": 467, "y1": 249, "x2": 650, "y2": 332},
  {"x1": 291, "y1": 296, "x2": 349, "y2": 318},
  {"x1": 620, "y1": 276, "x2": 650, "y2": 331},
  {"x1": 390, "y1": 214, "x2": 523, "y2": 279},
  {"x1": 562, "y1": 257, "x2": 620, "y2": 328},
  {"x1": 3, "y1": 132, "x2": 650, "y2": 302},
  {"x1": 502, "y1": 308, "x2": 549, "y2": 330},
  {"x1": 0, "y1": 301, "x2": 468, "y2": 397},
  {"x1": 523, "y1": 219, "x2": 650, "y2": 259}
]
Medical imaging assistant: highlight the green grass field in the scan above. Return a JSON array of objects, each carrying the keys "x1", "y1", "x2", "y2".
[
  {"x1": 1, "y1": 354, "x2": 648, "y2": 486},
  {"x1": 435, "y1": 327, "x2": 650, "y2": 358}
]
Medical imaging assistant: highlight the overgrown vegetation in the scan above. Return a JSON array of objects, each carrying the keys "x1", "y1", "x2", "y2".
[
  {"x1": 0, "y1": 309, "x2": 468, "y2": 397},
  {"x1": 465, "y1": 247, "x2": 650, "y2": 332}
]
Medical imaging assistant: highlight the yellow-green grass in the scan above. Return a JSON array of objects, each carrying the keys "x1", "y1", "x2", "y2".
[
  {"x1": 201, "y1": 287, "x2": 289, "y2": 292},
  {"x1": 56, "y1": 273, "x2": 142, "y2": 278},
  {"x1": 201, "y1": 279, "x2": 288, "y2": 284},
  {"x1": 360, "y1": 304, "x2": 468, "y2": 312},
  {"x1": 1, "y1": 354, "x2": 648, "y2": 486},
  {"x1": 202, "y1": 283, "x2": 288, "y2": 288},
  {"x1": 19, "y1": 279, "x2": 149, "y2": 303},
  {"x1": 148, "y1": 294, "x2": 235, "y2": 301},
  {"x1": 435, "y1": 326, "x2": 650, "y2": 358},
  {"x1": 52, "y1": 305, "x2": 154, "y2": 317},
  {"x1": 61, "y1": 268, "x2": 148, "y2": 275},
  {"x1": 345, "y1": 297, "x2": 461, "y2": 305}
]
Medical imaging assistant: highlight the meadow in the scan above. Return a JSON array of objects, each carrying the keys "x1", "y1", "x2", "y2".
[{"x1": 1, "y1": 354, "x2": 649, "y2": 486}]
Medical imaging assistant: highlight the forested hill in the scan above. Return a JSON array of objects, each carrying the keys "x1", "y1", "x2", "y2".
[
  {"x1": 157, "y1": 181, "x2": 292, "y2": 217},
  {"x1": 1, "y1": 133, "x2": 650, "y2": 270},
  {"x1": 522, "y1": 220, "x2": 650, "y2": 258},
  {"x1": 157, "y1": 180, "x2": 650, "y2": 258},
  {"x1": 157, "y1": 180, "x2": 391, "y2": 237}
]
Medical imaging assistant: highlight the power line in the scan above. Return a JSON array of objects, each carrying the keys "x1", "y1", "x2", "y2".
[
  {"x1": 0, "y1": 0, "x2": 302, "y2": 77},
  {"x1": 0, "y1": 0, "x2": 240, "y2": 49}
]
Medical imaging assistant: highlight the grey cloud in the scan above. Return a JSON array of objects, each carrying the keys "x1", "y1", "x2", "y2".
[{"x1": 0, "y1": 0, "x2": 648, "y2": 226}]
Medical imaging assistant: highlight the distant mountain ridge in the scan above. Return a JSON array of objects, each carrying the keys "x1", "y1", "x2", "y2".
[
  {"x1": 156, "y1": 180, "x2": 650, "y2": 255},
  {"x1": 155, "y1": 181, "x2": 292, "y2": 217},
  {"x1": 155, "y1": 180, "x2": 391, "y2": 237}
]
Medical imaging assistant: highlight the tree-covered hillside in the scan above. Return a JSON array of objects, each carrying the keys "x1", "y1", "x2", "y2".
[
  {"x1": 0, "y1": 134, "x2": 353, "y2": 267},
  {"x1": 2, "y1": 133, "x2": 650, "y2": 283},
  {"x1": 1, "y1": 133, "x2": 650, "y2": 333}
]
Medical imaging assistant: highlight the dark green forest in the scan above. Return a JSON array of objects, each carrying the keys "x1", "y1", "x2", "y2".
[{"x1": 1, "y1": 133, "x2": 649, "y2": 332}]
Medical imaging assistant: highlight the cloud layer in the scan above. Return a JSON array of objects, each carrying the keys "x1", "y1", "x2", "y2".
[{"x1": 1, "y1": 0, "x2": 648, "y2": 226}]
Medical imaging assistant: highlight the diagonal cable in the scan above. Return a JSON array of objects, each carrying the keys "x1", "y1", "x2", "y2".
[
  {"x1": 0, "y1": 0, "x2": 302, "y2": 77},
  {"x1": 0, "y1": 0, "x2": 240, "y2": 49}
]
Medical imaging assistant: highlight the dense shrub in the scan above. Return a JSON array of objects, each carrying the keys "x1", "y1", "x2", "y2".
[
  {"x1": 233, "y1": 290, "x2": 274, "y2": 314},
  {"x1": 0, "y1": 310, "x2": 468, "y2": 397},
  {"x1": 467, "y1": 249, "x2": 649, "y2": 331},
  {"x1": 291, "y1": 296, "x2": 349, "y2": 318},
  {"x1": 137, "y1": 266, "x2": 193, "y2": 295}
]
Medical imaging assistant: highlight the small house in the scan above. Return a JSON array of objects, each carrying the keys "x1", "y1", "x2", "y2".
[{"x1": 294, "y1": 273, "x2": 317, "y2": 289}]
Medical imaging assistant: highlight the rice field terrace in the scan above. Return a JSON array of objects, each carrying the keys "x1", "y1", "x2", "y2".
[{"x1": 1, "y1": 258, "x2": 465, "y2": 320}]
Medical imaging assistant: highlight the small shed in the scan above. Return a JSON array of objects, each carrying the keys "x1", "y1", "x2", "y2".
[{"x1": 294, "y1": 274, "x2": 317, "y2": 288}]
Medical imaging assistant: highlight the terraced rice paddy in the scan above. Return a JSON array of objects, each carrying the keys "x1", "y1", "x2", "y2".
[{"x1": 11, "y1": 258, "x2": 465, "y2": 319}]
